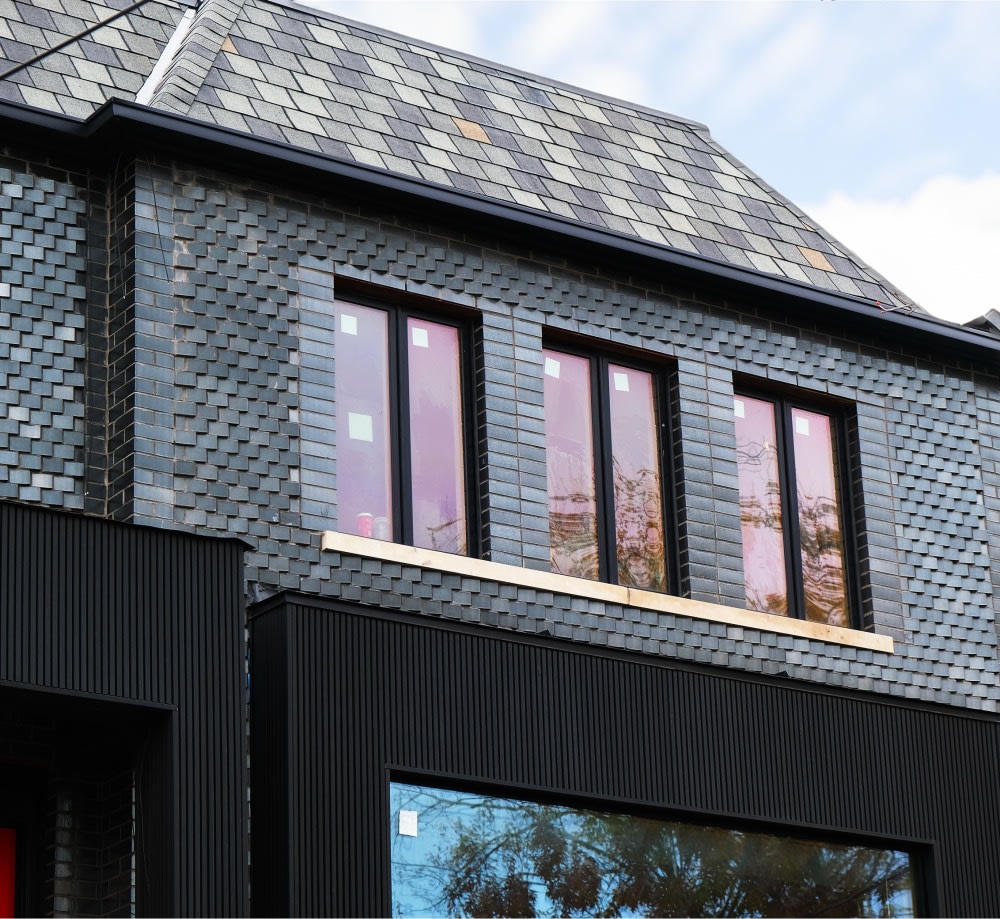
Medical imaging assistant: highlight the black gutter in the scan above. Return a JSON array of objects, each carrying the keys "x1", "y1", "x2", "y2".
[{"x1": 3, "y1": 96, "x2": 998, "y2": 363}]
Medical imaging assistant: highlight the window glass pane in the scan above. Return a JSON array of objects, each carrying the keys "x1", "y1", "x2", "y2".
[
  {"x1": 334, "y1": 301, "x2": 393, "y2": 539},
  {"x1": 735, "y1": 396, "x2": 788, "y2": 614},
  {"x1": 544, "y1": 350, "x2": 599, "y2": 579},
  {"x1": 792, "y1": 408, "x2": 849, "y2": 626},
  {"x1": 0, "y1": 828, "x2": 14, "y2": 918},
  {"x1": 408, "y1": 319, "x2": 468, "y2": 554},
  {"x1": 390, "y1": 782, "x2": 917, "y2": 918},
  {"x1": 608, "y1": 364, "x2": 666, "y2": 591}
]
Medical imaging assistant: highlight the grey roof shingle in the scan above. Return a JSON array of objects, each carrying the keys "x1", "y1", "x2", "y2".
[
  {"x1": 0, "y1": 0, "x2": 185, "y2": 109},
  {"x1": 0, "y1": 0, "x2": 919, "y2": 311}
]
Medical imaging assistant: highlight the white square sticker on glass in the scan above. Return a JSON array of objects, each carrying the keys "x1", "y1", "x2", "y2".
[
  {"x1": 348, "y1": 412, "x2": 374, "y2": 442},
  {"x1": 544, "y1": 356, "x2": 561, "y2": 378},
  {"x1": 734, "y1": 398, "x2": 745, "y2": 418},
  {"x1": 340, "y1": 313, "x2": 358, "y2": 336},
  {"x1": 796, "y1": 415, "x2": 810, "y2": 436},
  {"x1": 613, "y1": 371, "x2": 630, "y2": 392},
  {"x1": 399, "y1": 810, "x2": 418, "y2": 837},
  {"x1": 411, "y1": 326, "x2": 429, "y2": 348}
]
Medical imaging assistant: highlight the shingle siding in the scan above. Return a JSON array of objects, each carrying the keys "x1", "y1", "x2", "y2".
[
  {"x1": 41, "y1": 153, "x2": 987, "y2": 712},
  {"x1": 0, "y1": 157, "x2": 88, "y2": 510}
]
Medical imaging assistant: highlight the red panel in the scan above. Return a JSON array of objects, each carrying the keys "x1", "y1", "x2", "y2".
[{"x1": 0, "y1": 827, "x2": 15, "y2": 918}]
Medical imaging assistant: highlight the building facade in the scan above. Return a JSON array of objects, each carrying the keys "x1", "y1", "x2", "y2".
[{"x1": 1, "y1": 0, "x2": 1000, "y2": 914}]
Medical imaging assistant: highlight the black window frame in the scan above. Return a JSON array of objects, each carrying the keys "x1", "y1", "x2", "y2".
[
  {"x1": 733, "y1": 386, "x2": 860, "y2": 627},
  {"x1": 334, "y1": 287, "x2": 480, "y2": 557},
  {"x1": 543, "y1": 340, "x2": 676, "y2": 593}
]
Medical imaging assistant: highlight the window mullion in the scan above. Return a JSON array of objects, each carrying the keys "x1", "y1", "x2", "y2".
[
  {"x1": 778, "y1": 401, "x2": 806, "y2": 619},
  {"x1": 391, "y1": 309, "x2": 410, "y2": 546},
  {"x1": 594, "y1": 357, "x2": 615, "y2": 585}
]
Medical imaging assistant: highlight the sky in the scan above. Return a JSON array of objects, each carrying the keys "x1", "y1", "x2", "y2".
[{"x1": 294, "y1": 0, "x2": 999, "y2": 327}]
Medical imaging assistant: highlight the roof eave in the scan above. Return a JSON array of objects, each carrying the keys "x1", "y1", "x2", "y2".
[{"x1": 3, "y1": 97, "x2": 997, "y2": 363}]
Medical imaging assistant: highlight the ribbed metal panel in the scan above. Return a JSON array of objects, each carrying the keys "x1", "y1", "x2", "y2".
[
  {"x1": 251, "y1": 596, "x2": 1000, "y2": 917},
  {"x1": 247, "y1": 606, "x2": 290, "y2": 916},
  {"x1": 0, "y1": 501, "x2": 249, "y2": 916}
]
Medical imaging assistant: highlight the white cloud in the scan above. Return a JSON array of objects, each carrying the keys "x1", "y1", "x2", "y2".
[
  {"x1": 715, "y1": 12, "x2": 826, "y2": 123},
  {"x1": 805, "y1": 173, "x2": 1000, "y2": 326},
  {"x1": 296, "y1": 1, "x2": 487, "y2": 53}
]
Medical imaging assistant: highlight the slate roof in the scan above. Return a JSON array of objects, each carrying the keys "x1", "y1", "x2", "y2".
[{"x1": 0, "y1": 0, "x2": 919, "y2": 311}]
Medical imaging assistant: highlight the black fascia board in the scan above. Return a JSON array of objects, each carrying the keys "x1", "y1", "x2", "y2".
[
  {"x1": 0, "y1": 97, "x2": 91, "y2": 143},
  {"x1": 5, "y1": 97, "x2": 998, "y2": 363}
]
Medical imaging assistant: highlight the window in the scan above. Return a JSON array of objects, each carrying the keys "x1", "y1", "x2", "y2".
[
  {"x1": 733, "y1": 392, "x2": 853, "y2": 626},
  {"x1": 333, "y1": 297, "x2": 472, "y2": 555},
  {"x1": 390, "y1": 781, "x2": 917, "y2": 917},
  {"x1": 0, "y1": 828, "x2": 13, "y2": 917},
  {"x1": 542, "y1": 346, "x2": 668, "y2": 591}
]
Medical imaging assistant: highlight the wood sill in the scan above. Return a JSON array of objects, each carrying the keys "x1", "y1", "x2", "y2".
[{"x1": 320, "y1": 531, "x2": 894, "y2": 654}]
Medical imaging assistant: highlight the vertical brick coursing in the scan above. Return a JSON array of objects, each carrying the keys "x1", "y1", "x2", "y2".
[
  {"x1": 0, "y1": 702, "x2": 134, "y2": 918},
  {"x1": 50, "y1": 771, "x2": 133, "y2": 919},
  {"x1": 106, "y1": 159, "x2": 138, "y2": 521},
  {"x1": 83, "y1": 168, "x2": 110, "y2": 516},
  {"x1": 673, "y1": 358, "x2": 744, "y2": 606}
]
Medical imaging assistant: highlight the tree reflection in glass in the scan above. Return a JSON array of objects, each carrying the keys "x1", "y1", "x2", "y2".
[
  {"x1": 734, "y1": 397, "x2": 849, "y2": 625},
  {"x1": 390, "y1": 782, "x2": 917, "y2": 918},
  {"x1": 608, "y1": 364, "x2": 666, "y2": 591},
  {"x1": 543, "y1": 350, "x2": 667, "y2": 590},
  {"x1": 792, "y1": 408, "x2": 848, "y2": 626},
  {"x1": 544, "y1": 351, "x2": 600, "y2": 580},
  {"x1": 734, "y1": 396, "x2": 788, "y2": 615}
]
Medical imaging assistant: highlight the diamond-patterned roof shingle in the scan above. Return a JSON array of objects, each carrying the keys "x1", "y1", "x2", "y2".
[{"x1": 0, "y1": 0, "x2": 918, "y2": 311}]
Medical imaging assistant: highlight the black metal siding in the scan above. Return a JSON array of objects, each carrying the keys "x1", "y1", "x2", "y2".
[
  {"x1": 247, "y1": 605, "x2": 290, "y2": 916},
  {"x1": 250, "y1": 596, "x2": 1000, "y2": 917},
  {"x1": 0, "y1": 501, "x2": 249, "y2": 916}
]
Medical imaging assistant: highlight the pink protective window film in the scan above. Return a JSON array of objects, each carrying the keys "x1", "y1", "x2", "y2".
[
  {"x1": 608, "y1": 364, "x2": 666, "y2": 591},
  {"x1": 544, "y1": 350, "x2": 599, "y2": 579},
  {"x1": 791, "y1": 408, "x2": 849, "y2": 626},
  {"x1": 735, "y1": 396, "x2": 788, "y2": 615},
  {"x1": 0, "y1": 827, "x2": 13, "y2": 919},
  {"x1": 334, "y1": 301, "x2": 393, "y2": 540},
  {"x1": 407, "y1": 319, "x2": 468, "y2": 554}
]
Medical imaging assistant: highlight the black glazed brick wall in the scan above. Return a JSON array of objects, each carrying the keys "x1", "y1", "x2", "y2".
[
  {"x1": 0, "y1": 158, "x2": 87, "y2": 509},
  {"x1": 3, "y1": 147, "x2": 999, "y2": 713}
]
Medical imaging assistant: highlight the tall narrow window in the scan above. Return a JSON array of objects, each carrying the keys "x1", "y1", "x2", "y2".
[
  {"x1": 0, "y1": 828, "x2": 14, "y2": 918},
  {"x1": 543, "y1": 347, "x2": 668, "y2": 591},
  {"x1": 734, "y1": 392, "x2": 851, "y2": 626},
  {"x1": 334, "y1": 299, "x2": 471, "y2": 555}
]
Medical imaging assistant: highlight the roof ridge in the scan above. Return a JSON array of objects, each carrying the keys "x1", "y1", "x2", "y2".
[{"x1": 144, "y1": 0, "x2": 244, "y2": 115}]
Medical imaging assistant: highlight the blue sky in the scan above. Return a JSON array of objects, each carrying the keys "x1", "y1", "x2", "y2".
[{"x1": 296, "y1": 0, "x2": 1000, "y2": 326}]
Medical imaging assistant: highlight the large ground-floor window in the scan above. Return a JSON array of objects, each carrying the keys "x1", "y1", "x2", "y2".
[{"x1": 390, "y1": 781, "x2": 917, "y2": 917}]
